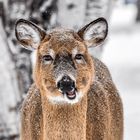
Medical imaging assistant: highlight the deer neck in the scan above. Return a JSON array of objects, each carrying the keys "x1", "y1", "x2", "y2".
[{"x1": 41, "y1": 91, "x2": 87, "y2": 140}]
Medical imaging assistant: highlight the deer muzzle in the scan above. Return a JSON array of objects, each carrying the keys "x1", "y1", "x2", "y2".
[{"x1": 57, "y1": 75, "x2": 76, "y2": 100}]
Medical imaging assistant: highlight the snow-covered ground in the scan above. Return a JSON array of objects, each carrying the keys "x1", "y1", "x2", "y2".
[{"x1": 102, "y1": 4, "x2": 140, "y2": 140}]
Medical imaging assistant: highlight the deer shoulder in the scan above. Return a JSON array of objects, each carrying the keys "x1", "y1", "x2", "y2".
[
  {"x1": 20, "y1": 84, "x2": 43, "y2": 140},
  {"x1": 86, "y1": 58, "x2": 123, "y2": 140}
]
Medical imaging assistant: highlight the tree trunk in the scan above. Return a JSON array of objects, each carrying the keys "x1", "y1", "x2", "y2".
[
  {"x1": 57, "y1": 0, "x2": 87, "y2": 29},
  {"x1": 0, "y1": 18, "x2": 20, "y2": 140},
  {"x1": 136, "y1": 0, "x2": 140, "y2": 22}
]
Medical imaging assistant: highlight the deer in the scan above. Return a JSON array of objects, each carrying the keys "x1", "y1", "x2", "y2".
[{"x1": 15, "y1": 17, "x2": 123, "y2": 140}]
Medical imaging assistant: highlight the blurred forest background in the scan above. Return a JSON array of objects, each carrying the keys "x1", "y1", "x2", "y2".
[{"x1": 0, "y1": 0, "x2": 140, "y2": 139}]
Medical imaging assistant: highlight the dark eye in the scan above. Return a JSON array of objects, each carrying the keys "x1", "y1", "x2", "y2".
[
  {"x1": 42, "y1": 55, "x2": 53, "y2": 61},
  {"x1": 75, "y1": 54, "x2": 83, "y2": 60}
]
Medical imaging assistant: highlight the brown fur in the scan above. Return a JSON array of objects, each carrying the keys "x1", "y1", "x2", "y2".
[
  {"x1": 20, "y1": 57, "x2": 123, "y2": 140},
  {"x1": 16, "y1": 19, "x2": 123, "y2": 140},
  {"x1": 33, "y1": 30, "x2": 94, "y2": 104}
]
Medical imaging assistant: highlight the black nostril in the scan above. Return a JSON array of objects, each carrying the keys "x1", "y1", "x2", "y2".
[{"x1": 57, "y1": 76, "x2": 75, "y2": 92}]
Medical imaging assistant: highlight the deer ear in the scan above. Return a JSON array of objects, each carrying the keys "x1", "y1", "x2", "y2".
[
  {"x1": 15, "y1": 19, "x2": 46, "y2": 50},
  {"x1": 77, "y1": 18, "x2": 108, "y2": 47}
]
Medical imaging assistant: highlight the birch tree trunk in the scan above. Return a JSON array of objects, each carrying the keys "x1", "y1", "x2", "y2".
[
  {"x1": 57, "y1": 0, "x2": 87, "y2": 29},
  {"x1": 136, "y1": 0, "x2": 140, "y2": 22},
  {"x1": 0, "y1": 18, "x2": 20, "y2": 140}
]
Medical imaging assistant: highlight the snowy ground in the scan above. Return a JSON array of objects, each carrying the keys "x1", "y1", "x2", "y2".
[{"x1": 102, "y1": 4, "x2": 140, "y2": 140}]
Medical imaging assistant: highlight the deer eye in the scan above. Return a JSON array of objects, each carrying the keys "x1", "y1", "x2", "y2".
[
  {"x1": 42, "y1": 55, "x2": 53, "y2": 63},
  {"x1": 75, "y1": 54, "x2": 83, "y2": 60}
]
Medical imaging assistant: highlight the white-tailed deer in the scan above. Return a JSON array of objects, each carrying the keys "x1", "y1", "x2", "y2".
[{"x1": 15, "y1": 18, "x2": 123, "y2": 140}]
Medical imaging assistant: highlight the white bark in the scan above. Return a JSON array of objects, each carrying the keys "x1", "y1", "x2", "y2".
[
  {"x1": 84, "y1": 0, "x2": 113, "y2": 24},
  {"x1": 0, "y1": 19, "x2": 20, "y2": 138},
  {"x1": 57, "y1": 0, "x2": 87, "y2": 29}
]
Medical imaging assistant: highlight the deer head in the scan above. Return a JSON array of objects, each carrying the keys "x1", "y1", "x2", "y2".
[{"x1": 15, "y1": 18, "x2": 108, "y2": 104}]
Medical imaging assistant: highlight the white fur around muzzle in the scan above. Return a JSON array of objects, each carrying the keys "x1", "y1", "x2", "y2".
[{"x1": 47, "y1": 91, "x2": 83, "y2": 105}]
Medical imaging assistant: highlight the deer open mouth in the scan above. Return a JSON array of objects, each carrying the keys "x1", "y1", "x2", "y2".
[{"x1": 63, "y1": 89, "x2": 76, "y2": 100}]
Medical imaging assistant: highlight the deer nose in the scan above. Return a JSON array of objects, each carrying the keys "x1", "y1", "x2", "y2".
[{"x1": 57, "y1": 75, "x2": 75, "y2": 92}]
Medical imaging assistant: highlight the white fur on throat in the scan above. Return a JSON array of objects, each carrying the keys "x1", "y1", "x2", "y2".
[{"x1": 48, "y1": 91, "x2": 83, "y2": 105}]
